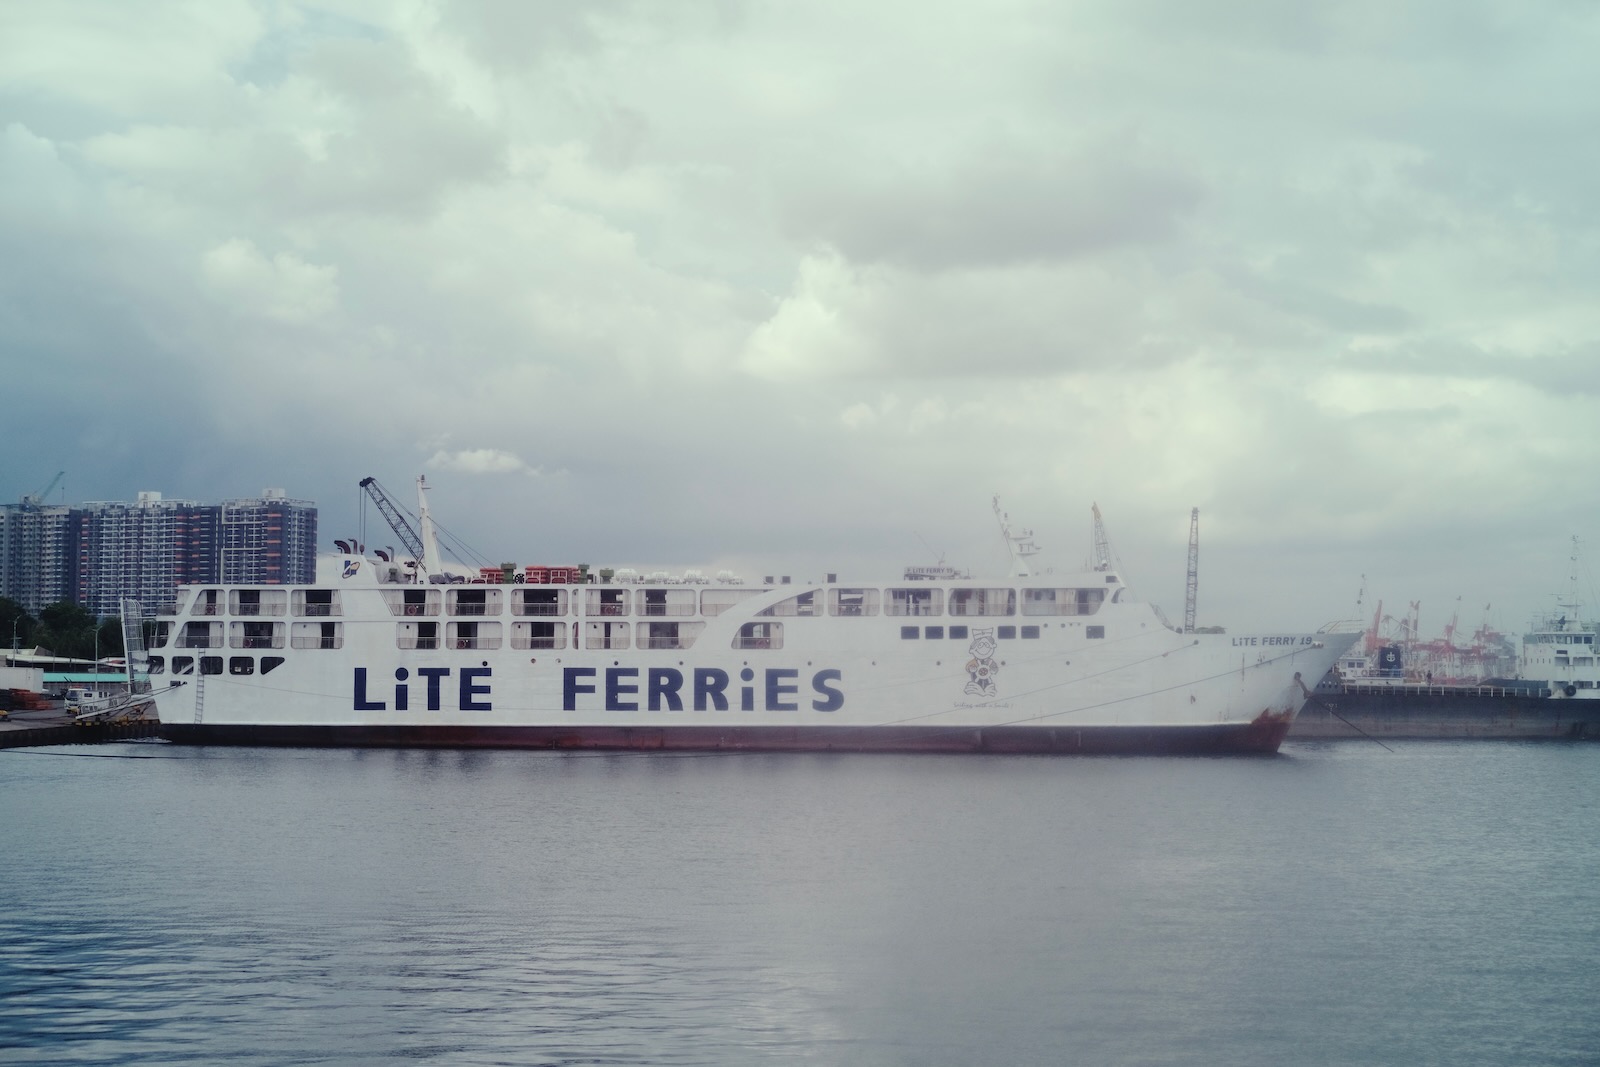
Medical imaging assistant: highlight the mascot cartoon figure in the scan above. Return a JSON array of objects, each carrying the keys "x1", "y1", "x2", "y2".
[{"x1": 964, "y1": 629, "x2": 1000, "y2": 697}]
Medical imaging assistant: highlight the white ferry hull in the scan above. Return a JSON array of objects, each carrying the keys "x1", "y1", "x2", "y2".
[{"x1": 147, "y1": 570, "x2": 1354, "y2": 756}]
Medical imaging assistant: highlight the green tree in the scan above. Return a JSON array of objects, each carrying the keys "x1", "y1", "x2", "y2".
[
  {"x1": 97, "y1": 616, "x2": 125, "y2": 659},
  {"x1": 0, "y1": 597, "x2": 36, "y2": 652},
  {"x1": 34, "y1": 601, "x2": 99, "y2": 660}
]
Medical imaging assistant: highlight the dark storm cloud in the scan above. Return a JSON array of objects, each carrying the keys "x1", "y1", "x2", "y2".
[
  {"x1": 3, "y1": 0, "x2": 1600, "y2": 635},
  {"x1": 784, "y1": 136, "x2": 1203, "y2": 272}
]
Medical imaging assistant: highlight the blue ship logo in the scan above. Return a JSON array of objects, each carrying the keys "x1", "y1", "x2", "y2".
[{"x1": 342, "y1": 559, "x2": 361, "y2": 579}]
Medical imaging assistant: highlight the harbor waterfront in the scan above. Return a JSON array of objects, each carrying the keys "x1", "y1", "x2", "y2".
[{"x1": 2, "y1": 740, "x2": 1597, "y2": 1065}]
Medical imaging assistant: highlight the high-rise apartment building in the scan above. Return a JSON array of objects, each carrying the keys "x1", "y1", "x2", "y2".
[
  {"x1": 0, "y1": 505, "x2": 80, "y2": 615},
  {"x1": 75, "y1": 493, "x2": 221, "y2": 619},
  {"x1": 1, "y1": 488, "x2": 318, "y2": 619},
  {"x1": 219, "y1": 489, "x2": 318, "y2": 585}
]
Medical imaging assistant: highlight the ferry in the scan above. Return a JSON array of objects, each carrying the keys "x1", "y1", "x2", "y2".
[{"x1": 145, "y1": 480, "x2": 1356, "y2": 754}]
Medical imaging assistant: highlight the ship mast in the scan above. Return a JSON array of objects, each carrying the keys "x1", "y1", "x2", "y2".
[{"x1": 417, "y1": 475, "x2": 443, "y2": 578}]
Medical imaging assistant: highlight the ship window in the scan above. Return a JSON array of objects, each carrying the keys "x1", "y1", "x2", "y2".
[
  {"x1": 925, "y1": 626, "x2": 944, "y2": 639},
  {"x1": 886, "y1": 588, "x2": 943, "y2": 617},
  {"x1": 514, "y1": 588, "x2": 567, "y2": 617},
  {"x1": 1086, "y1": 626, "x2": 1105, "y2": 639},
  {"x1": 948, "y1": 589, "x2": 1016, "y2": 617},
  {"x1": 448, "y1": 621, "x2": 502, "y2": 650},
  {"x1": 448, "y1": 588, "x2": 502, "y2": 617},
  {"x1": 638, "y1": 621, "x2": 705, "y2": 650},
  {"x1": 200, "y1": 656, "x2": 224, "y2": 675},
  {"x1": 828, "y1": 588, "x2": 880, "y2": 617},
  {"x1": 759, "y1": 591, "x2": 819, "y2": 617},
  {"x1": 512, "y1": 621, "x2": 568, "y2": 650},
  {"x1": 639, "y1": 588, "x2": 697, "y2": 617},
  {"x1": 586, "y1": 621, "x2": 630, "y2": 650},
  {"x1": 998, "y1": 626, "x2": 1016, "y2": 640},
  {"x1": 230, "y1": 621, "x2": 285, "y2": 650},
  {"x1": 398, "y1": 621, "x2": 439, "y2": 650},
  {"x1": 179, "y1": 621, "x2": 223, "y2": 648},
  {"x1": 1021, "y1": 625, "x2": 1040, "y2": 639},
  {"x1": 1022, "y1": 588, "x2": 1104, "y2": 616},
  {"x1": 229, "y1": 657, "x2": 255, "y2": 676},
  {"x1": 293, "y1": 589, "x2": 341, "y2": 617},
  {"x1": 734, "y1": 622, "x2": 782, "y2": 650},
  {"x1": 148, "y1": 656, "x2": 165, "y2": 674},
  {"x1": 195, "y1": 589, "x2": 223, "y2": 616},
  {"x1": 950, "y1": 625, "x2": 968, "y2": 640},
  {"x1": 901, "y1": 626, "x2": 919, "y2": 640},
  {"x1": 230, "y1": 589, "x2": 286, "y2": 616},
  {"x1": 587, "y1": 589, "x2": 631, "y2": 617},
  {"x1": 260, "y1": 656, "x2": 285, "y2": 674},
  {"x1": 172, "y1": 656, "x2": 194, "y2": 675},
  {"x1": 383, "y1": 589, "x2": 441, "y2": 617},
  {"x1": 292, "y1": 622, "x2": 343, "y2": 649},
  {"x1": 701, "y1": 588, "x2": 766, "y2": 617}
]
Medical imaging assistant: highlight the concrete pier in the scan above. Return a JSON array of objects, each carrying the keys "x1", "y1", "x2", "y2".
[{"x1": 0, "y1": 706, "x2": 160, "y2": 748}]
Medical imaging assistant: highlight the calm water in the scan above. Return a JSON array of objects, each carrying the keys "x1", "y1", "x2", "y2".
[{"x1": 2, "y1": 740, "x2": 1597, "y2": 1066}]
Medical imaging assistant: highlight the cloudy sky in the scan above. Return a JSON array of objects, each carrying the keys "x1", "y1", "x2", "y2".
[{"x1": 4, "y1": 0, "x2": 1598, "y2": 635}]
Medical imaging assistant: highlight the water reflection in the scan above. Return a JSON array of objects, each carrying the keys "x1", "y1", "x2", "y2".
[{"x1": 1, "y1": 743, "x2": 1597, "y2": 1064}]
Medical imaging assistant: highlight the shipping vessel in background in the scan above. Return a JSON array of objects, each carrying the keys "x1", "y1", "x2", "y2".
[
  {"x1": 1293, "y1": 551, "x2": 1600, "y2": 740},
  {"x1": 142, "y1": 478, "x2": 1355, "y2": 755}
]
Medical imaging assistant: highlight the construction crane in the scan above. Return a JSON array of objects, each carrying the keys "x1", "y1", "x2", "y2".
[
  {"x1": 1183, "y1": 507, "x2": 1199, "y2": 633},
  {"x1": 358, "y1": 476, "x2": 427, "y2": 570},
  {"x1": 21, "y1": 470, "x2": 64, "y2": 509}
]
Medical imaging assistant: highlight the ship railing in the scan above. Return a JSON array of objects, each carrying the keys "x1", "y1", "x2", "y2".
[
  {"x1": 511, "y1": 636, "x2": 565, "y2": 650},
  {"x1": 232, "y1": 636, "x2": 285, "y2": 650},
  {"x1": 291, "y1": 636, "x2": 343, "y2": 650},
  {"x1": 642, "y1": 637, "x2": 689, "y2": 649},
  {"x1": 453, "y1": 638, "x2": 503, "y2": 650},
  {"x1": 1339, "y1": 682, "x2": 1553, "y2": 699}
]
